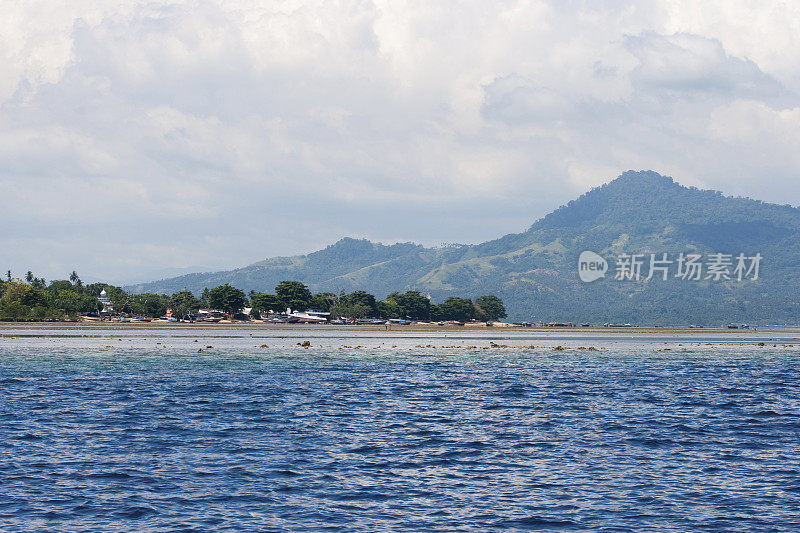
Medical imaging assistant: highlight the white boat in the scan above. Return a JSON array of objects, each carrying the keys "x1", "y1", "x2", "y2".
[
  {"x1": 286, "y1": 308, "x2": 328, "y2": 323},
  {"x1": 288, "y1": 311, "x2": 327, "y2": 323}
]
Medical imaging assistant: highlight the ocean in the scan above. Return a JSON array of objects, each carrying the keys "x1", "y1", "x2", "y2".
[{"x1": 2, "y1": 326, "x2": 799, "y2": 531}]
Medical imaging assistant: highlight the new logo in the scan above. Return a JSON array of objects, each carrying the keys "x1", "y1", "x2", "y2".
[{"x1": 578, "y1": 251, "x2": 608, "y2": 282}]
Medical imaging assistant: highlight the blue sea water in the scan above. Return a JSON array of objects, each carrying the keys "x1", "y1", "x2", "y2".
[{"x1": 1, "y1": 327, "x2": 799, "y2": 531}]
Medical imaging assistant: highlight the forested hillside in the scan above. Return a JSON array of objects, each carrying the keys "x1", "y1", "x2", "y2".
[{"x1": 128, "y1": 171, "x2": 800, "y2": 325}]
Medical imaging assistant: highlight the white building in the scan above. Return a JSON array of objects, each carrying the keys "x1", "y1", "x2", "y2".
[{"x1": 97, "y1": 289, "x2": 113, "y2": 313}]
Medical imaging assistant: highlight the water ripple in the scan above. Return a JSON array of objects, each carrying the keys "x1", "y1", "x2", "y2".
[{"x1": 1, "y1": 342, "x2": 799, "y2": 531}]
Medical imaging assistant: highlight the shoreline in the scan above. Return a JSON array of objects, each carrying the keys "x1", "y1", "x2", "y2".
[{"x1": 1, "y1": 321, "x2": 799, "y2": 334}]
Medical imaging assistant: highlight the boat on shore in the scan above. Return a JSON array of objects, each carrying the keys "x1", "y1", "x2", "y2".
[
  {"x1": 197, "y1": 309, "x2": 228, "y2": 323},
  {"x1": 356, "y1": 318, "x2": 387, "y2": 325}
]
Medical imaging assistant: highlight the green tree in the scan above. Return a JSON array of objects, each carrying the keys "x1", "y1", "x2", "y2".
[
  {"x1": 25, "y1": 271, "x2": 33, "y2": 283},
  {"x1": 308, "y1": 292, "x2": 336, "y2": 311},
  {"x1": 475, "y1": 295, "x2": 507, "y2": 322},
  {"x1": 376, "y1": 299, "x2": 401, "y2": 319},
  {"x1": 250, "y1": 293, "x2": 286, "y2": 314},
  {"x1": 108, "y1": 287, "x2": 129, "y2": 313},
  {"x1": 208, "y1": 284, "x2": 247, "y2": 315},
  {"x1": 48, "y1": 280, "x2": 74, "y2": 293},
  {"x1": 129, "y1": 293, "x2": 169, "y2": 317},
  {"x1": 0, "y1": 281, "x2": 53, "y2": 319},
  {"x1": 199, "y1": 287, "x2": 210, "y2": 308},
  {"x1": 0, "y1": 301, "x2": 29, "y2": 320},
  {"x1": 52, "y1": 290, "x2": 96, "y2": 314},
  {"x1": 3, "y1": 282, "x2": 26, "y2": 304},
  {"x1": 385, "y1": 290, "x2": 431, "y2": 320},
  {"x1": 30, "y1": 305, "x2": 61, "y2": 321},
  {"x1": 275, "y1": 281, "x2": 312, "y2": 311},
  {"x1": 168, "y1": 290, "x2": 200, "y2": 319},
  {"x1": 436, "y1": 297, "x2": 475, "y2": 321},
  {"x1": 346, "y1": 291, "x2": 378, "y2": 316},
  {"x1": 329, "y1": 290, "x2": 379, "y2": 318},
  {"x1": 2, "y1": 281, "x2": 47, "y2": 308}
]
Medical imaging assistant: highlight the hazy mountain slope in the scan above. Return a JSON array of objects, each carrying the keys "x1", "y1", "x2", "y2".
[
  {"x1": 127, "y1": 171, "x2": 800, "y2": 325},
  {"x1": 409, "y1": 171, "x2": 800, "y2": 323},
  {"x1": 125, "y1": 238, "x2": 438, "y2": 296}
]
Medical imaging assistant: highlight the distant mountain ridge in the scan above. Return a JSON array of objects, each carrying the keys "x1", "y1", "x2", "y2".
[{"x1": 127, "y1": 171, "x2": 800, "y2": 325}]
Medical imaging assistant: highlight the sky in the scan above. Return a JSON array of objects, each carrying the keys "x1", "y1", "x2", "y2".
[{"x1": 2, "y1": 1, "x2": 800, "y2": 285}]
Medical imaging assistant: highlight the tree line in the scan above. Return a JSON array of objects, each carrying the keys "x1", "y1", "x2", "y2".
[
  {"x1": 249, "y1": 281, "x2": 506, "y2": 321},
  {"x1": 0, "y1": 272, "x2": 506, "y2": 322}
]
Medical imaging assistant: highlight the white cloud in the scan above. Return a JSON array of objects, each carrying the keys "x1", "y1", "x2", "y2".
[
  {"x1": 1, "y1": 0, "x2": 799, "y2": 283},
  {"x1": 625, "y1": 32, "x2": 786, "y2": 102}
]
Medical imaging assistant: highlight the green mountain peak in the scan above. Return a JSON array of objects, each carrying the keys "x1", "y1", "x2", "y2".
[{"x1": 127, "y1": 171, "x2": 800, "y2": 325}]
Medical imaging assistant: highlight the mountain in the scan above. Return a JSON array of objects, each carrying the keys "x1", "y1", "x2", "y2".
[
  {"x1": 126, "y1": 171, "x2": 800, "y2": 325},
  {"x1": 104, "y1": 266, "x2": 214, "y2": 287}
]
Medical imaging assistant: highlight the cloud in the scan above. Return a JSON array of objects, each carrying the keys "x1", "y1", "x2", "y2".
[
  {"x1": 624, "y1": 32, "x2": 787, "y2": 103},
  {"x1": 2, "y1": 1, "x2": 800, "y2": 283},
  {"x1": 482, "y1": 75, "x2": 574, "y2": 124}
]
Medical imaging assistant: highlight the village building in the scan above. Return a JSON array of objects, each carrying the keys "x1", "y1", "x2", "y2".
[{"x1": 97, "y1": 289, "x2": 113, "y2": 313}]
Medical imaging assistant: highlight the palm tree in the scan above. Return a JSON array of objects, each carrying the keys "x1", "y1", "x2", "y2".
[
  {"x1": 70, "y1": 271, "x2": 79, "y2": 285},
  {"x1": 25, "y1": 271, "x2": 33, "y2": 283}
]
